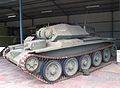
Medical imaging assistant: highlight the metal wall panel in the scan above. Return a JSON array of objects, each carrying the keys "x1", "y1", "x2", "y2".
[
  {"x1": 2, "y1": 11, "x2": 120, "y2": 47},
  {"x1": 113, "y1": 11, "x2": 120, "y2": 48},
  {"x1": 0, "y1": 23, "x2": 5, "y2": 26},
  {"x1": 34, "y1": 16, "x2": 67, "y2": 25},
  {"x1": 7, "y1": 19, "x2": 32, "y2": 27},
  {"x1": 69, "y1": 12, "x2": 112, "y2": 23}
]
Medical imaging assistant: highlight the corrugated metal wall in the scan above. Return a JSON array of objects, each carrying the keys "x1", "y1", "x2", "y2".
[
  {"x1": 113, "y1": 11, "x2": 120, "y2": 48},
  {"x1": 69, "y1": 12, "x2": 113, "y2": 38}
]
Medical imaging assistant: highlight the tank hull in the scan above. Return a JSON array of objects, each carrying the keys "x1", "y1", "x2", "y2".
[
  {"x1": 40, "y1": 42, "x2": 111, "y2": 57},
  {"x1": 4, "y1": 41, "x2": 112, "y2": 65}
]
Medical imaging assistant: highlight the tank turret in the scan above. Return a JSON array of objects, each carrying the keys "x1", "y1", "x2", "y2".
[
  {"x1": 24, "y1": 24, "x2": 90, "y2": 50},
  {"x1": 36, "y1": 24, "x2": 89, "y2": 41}
]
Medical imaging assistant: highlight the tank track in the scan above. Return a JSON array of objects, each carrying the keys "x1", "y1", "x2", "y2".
[{"x1": 19, "y1": 44, "x2": 113, "y2": 84}]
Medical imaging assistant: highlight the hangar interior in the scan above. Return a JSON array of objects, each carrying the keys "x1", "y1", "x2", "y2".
[
  {"x1": 0, "y1": 0, "x2": 120, "y2": 88},
  {"x1": 0, "y1": 0, "x2": 119, "y2": 47}
]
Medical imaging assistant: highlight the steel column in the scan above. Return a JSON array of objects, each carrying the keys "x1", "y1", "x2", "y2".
[
  {"x1": 32, "y1": 19, "x2": 34, "y2": 27},
  {"x1": 19, "y1": 0, "x2": 23, "y2": 44},
  {"x1": 67, "y1": 16, "x2": 69, "y2": 24},
  {"x1": 111, "y1": 11, "x2": 113, "y2": 38}
]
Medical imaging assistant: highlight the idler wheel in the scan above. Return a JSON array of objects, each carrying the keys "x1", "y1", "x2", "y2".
[
  {"x1": 79, "y1": 55, "x2": 91, "y2": 70},
  {"x1": 25, "y1": 56, "x2": 39, "y2": 72},
  {"x1": 41, "y1": 60, "x2": 62, "y2": 83},
  {"x1": 92, "y1": 51, "x2": 102, "y2": 67},
  {"x1": 63, "y1": 58, "x2": 78, "y2": 77},
  {"x1": 103, "y1": 48, "x2": 111, "y2": 62},
  {"x1": 2, "y1": 47, "x2": 10, "y2": 58}
]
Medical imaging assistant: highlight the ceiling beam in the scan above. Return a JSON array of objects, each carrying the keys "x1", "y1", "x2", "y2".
[
  {"x1": 23, "y1": 0, "x2": 96, "y2": 11},
  {"x1": 9, "y1": 8, "x2": 33, "y2": 19},
  {"x1": 0, "y1": 7, "x2": 118, "y2": 23},
  {"x1": 21, "y1": 0, "x2": 118, "y2": 13},
  {"x1": 48, "y1": 0, "x2": 69, "y2": 16},
  {"x1": 24, "y1": 8, "x2": 119, "y2": 18},
  {"x1": 7, "y1": 0, "x2": 109, "y2": 9},
  {"x1": 0, "y1": 6, "x2": 33, "y2": 19},
  {"x1": 22, "y1": 2, "x2": 118, "y2": 14},
  {"x1": 0, "y1": 0, "x2": 119, "y2": 22},
  {"x1": 1, "y1": 0, "x2": 49, "y2": 8}
]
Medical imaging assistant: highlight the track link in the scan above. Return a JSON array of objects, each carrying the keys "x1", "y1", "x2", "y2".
[{"x1": 19, "y1": 44, "x2": 113, "y2": 83}]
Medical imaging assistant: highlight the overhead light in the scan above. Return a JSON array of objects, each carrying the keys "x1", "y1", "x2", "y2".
[
  {"x1": 8, "y1": 15, "x2": 16, "y2": 18},
  {"x1": 41, "y1": 10, "x2": 53, "y2": 13},
  {"x1": 86, "y1": 5, "x2": 100, "y2": 8}
]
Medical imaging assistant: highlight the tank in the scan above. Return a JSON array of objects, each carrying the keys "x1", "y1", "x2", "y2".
[{"x1": 2, "y1": 24, "x2": 117, "y2": 83}]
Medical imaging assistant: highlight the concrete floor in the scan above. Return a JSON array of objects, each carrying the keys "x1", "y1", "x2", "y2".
[{"x1": 0, "y1": 57, "x2": 120, "y2": 88}]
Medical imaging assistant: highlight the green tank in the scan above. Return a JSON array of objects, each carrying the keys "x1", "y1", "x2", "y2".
[{"x1": 2, "y1": 24, "x2": 117, "y2": 83}]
